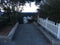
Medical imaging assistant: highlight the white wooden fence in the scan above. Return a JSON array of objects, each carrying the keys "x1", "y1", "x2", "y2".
[{"x1": 37, "y1": 17, "x2": 60, "y2": 40}]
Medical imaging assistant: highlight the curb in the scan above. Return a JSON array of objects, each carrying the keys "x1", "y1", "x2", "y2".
[{"x1": 0, "y1": 22, "x2": 19, "y2": 43}]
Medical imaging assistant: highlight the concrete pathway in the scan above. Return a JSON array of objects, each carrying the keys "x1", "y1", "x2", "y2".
[
  {"x1": 0, "y1": 24, "x2": 50, "y2": 45},
  {"x1": 14, "y1": 24, "x2": 50, "y2": 45}
]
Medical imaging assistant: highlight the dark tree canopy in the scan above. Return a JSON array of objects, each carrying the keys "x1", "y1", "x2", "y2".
[
  {"x1": 10, "y1": 0, "x2": 41, "y2": 4},
  {"x1": 10, "y1": 0, "x2": 41, "y2": 2},
  {"x1": 38, "y1": 0, "x2": 60, "y2": 23}
]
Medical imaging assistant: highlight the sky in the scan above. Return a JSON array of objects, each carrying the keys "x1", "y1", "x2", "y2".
[
  {"x1": 22, "y1": 2, "x2": 39, "y2": 13},
  {"x1": 0, "y1": 2, "x2": 39, "y2": 13}
]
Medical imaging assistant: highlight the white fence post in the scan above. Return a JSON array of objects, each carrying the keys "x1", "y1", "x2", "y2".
[
  {"x1": 57, "y1": 24, "x2": 60, "y2": 40},
  {"x1": 45, "y1": 18, "x2": 48, "y2": 28}
]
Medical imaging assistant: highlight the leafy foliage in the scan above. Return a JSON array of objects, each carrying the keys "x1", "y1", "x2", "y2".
[{"x1": 38, "y1": 0, "x2": 60, "y2": 23}]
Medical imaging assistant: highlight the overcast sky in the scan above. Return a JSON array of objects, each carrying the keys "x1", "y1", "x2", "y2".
[{"x1": 22, "y1": 2, "x2": 39, "y2": 13}]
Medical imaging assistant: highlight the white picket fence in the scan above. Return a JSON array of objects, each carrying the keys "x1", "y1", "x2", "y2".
[{"x1": 37, "y1": 18, "x2": 60, "y2": 40}]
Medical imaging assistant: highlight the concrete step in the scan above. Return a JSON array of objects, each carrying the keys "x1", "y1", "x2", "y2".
[{"x1": 33, "y1": 22, "x2": 60, "y2": 45}]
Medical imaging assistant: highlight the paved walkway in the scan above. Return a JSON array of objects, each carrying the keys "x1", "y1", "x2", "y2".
[{"x1": 1, "y1": 24, "x2": 50, "y2": 45}]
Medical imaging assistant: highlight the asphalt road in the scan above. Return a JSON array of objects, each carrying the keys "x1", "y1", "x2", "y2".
[{"x1": 0, "y1": 24, "x2": 50, "y2": 45}]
